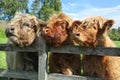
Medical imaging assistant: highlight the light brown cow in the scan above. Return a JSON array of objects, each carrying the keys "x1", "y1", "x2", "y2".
[
  {"x1": 41, "y1": 13, "x2": 81, "y2": 75},
  {"x1": 71, "y1": 16, "x2": 120, "y2": 80},
  {"x1": 5, "y1": 12, "x2": 46, "y2": 80}
]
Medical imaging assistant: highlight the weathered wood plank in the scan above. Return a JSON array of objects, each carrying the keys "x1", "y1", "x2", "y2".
[
  {"x1": 48, "y1": 45, "x2": 120, "y2": 56},
  {"x1": 38, "y1": 36, "x2": 48, "y2": 80},
  {"x1": 0, "y1": 69, "x2": 37, "y2": 79},
  {"x1": 0, "y1": 44, "x2": 38, "y2": 52},
  {"x1": 1, "y1": 43, "x2": 120, "y2": 56},
  {"x1": 48, "y1": 73, "x2": 106, "y2": 80}
]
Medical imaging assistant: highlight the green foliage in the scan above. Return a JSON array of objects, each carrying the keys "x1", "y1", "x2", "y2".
[
  {"x1": 0, "y1": 29, "x2": 7, "y2": 43},
  {"x1": 39, "y1": 2, "x2": 55, "y2": 21},
  {"x1": 31, "y1": 0, "x2": 41, "y2": 15},
  {"x1": 109, "y1": 27, "x2": 120, "y2": 41},
  {"x1": 31, "y1": 0, "x2": 62, "y2": 21},
  {"x1": 0, "y1": 0, "x2": 62, "y2": 21},
  {"x1": 0, "y1": 20, "x2": 7, "y2": 43},
  {"x1": 114, "y1": 41, "x2": 120, "y2": 47},
  {"x1": 0, "y1": 0, "x2": 28, "y2": 20}
]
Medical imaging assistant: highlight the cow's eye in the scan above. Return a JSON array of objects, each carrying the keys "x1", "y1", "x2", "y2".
[
  {"x1": 23, "y1": 23, "x2": 30, "y2": 27},
  {"x1": 61, "y1": 25, "x2": 65, "y2": 29},
  {"x1": 75, "y1": 25, "x2": 78, "y2": 29},
  {"x1": 93, "y1": 26, "x2": 97, "y2": 30}
]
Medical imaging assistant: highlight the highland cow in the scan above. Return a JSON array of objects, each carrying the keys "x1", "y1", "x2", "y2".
[
  {"x1": 5, "y1": 12, "x2": 46, "y2": 80},
  {"x1": 71, "y1": 16, "x2": 120, "y2": 80},
  {"x1": 41, "y1": 13, "x2": 81, "y2": 75}
]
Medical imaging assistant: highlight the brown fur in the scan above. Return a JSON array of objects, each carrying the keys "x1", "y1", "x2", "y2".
[
  {"x1": 5, "y1": 12, "x2": 46, "y2": 80},
  {"x1": 6, "y1": 12, "x2": 45, "y2": 47},
  {"x1": 41, "y1": 13, "x2": 81, "y2": 75},
  {"x1": 71, "y1": 16, "x2": 120, "y2": 80}
]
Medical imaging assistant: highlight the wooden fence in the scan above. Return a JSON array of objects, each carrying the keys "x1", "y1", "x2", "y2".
[{"x1": 0, "y1": 36, "x2": 120, "y2": 80}]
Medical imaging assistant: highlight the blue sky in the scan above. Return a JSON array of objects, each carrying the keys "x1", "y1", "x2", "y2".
[{"x1": 61, "y1": 0, "x2": 120, "y2": 28}]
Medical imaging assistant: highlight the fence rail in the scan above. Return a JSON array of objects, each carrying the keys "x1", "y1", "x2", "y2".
[
  {"x1": 0, "y1": 37, "x2": 119, "y2": 80},
  {"x1": 48, "y1": 73, "x2": 106, "y2": 80},
  {"x1": 0, "y1": 69, "x2": 37, "y2": 80},
  {"x1": 1, "y1": 44, "x2": 120, "y2": 56}
]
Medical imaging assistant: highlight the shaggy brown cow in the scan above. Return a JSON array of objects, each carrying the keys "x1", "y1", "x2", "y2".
[
  {"x1": 41, "y1": 13, "x2": 81, "y2": 75},
  {"x1": 71, "y1": 16, "x2": 120, "y2": 80},
  {"x1": 5, "y1": 12, "x2": 46, "y2": 80}
]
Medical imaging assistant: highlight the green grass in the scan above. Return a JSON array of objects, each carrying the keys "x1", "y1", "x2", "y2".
[
  {"x1": 0, "y1": 27, "x2": 7, "y2": 68},
  {"x1": 114, "y1": 41, "x2": 120, "y2": 47},
  {"x1": 0, "y1": 29, "x2": 7, "y2": 69},
  {"x1": 0, "y1": 29, "x2": 7, "y2": 43},
  {"x1": 0, "y1": 26, "x2": 8, "y2": 80},
  {"x1": 0, "y1": 51, "x2": 7, "y2": 69}
]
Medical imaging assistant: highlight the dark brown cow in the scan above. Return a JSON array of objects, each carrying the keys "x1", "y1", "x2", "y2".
[{"x1": 41, "y1": 13, "x2": 81, "y2": 75}]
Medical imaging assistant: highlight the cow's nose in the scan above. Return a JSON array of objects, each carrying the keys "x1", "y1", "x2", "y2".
[
  {"x1": 73, "y1": 33, "x2": 80, "y2": 38},
  {"x1": 41, "y1": 28, "x2": 49, "y2": 35},
  {"x1": 5, "y1": 26, "x2": 15, "y2": 37},
  {"x1": 6, "y1": 26, "x2": 15, "y2": 33},
  {"x1": 75, "y1": 33, "x2": 80, "y2": 37},
  {"x1": 44, "y1": 29, "x2": 49, "y2": 34}
]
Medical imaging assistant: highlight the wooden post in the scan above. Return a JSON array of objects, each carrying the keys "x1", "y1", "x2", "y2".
[{"x1": 38, "y1": 36, "x2": 48, "y2": 80}]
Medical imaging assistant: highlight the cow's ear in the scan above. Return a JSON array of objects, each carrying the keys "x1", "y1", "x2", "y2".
[
  {"x1": 30, "y1": 15, "x2": 39, "y2": 26},
  {"x1": 72, "y1": 20, "x2": 82, "y2": 27},
  {"x1": 103, "y1": 19, "x2": 114, "y2": 32},
  {"x1": 70, "y1": 20, "x2": 82, "y2": 31},
  {"x1": 61, "y1": 20, "x2": 69, "y2": 30},
  {"x1": 32, "y1": 19, "x2": 46, "y2": 36},
  {"x1": 98, "y1": 19, "x2": 114, "y2": 37},
  {"x1": 55, "y1": 20, "x2": 69, "y2": 31}
]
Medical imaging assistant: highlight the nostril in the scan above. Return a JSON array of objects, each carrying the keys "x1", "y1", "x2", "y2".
[
  {"x1": 76, "y1": 33, "x2": 80, "y2": 37},
  {"x1": 5, "y1": 27, "x2": 15, "y2": 37},
  {"x1": 45, "y1": 29, "x2": 48, "y2": 33},
  {"x1": 10, "y1": 28, "x2": 15, "y2": 31},
  {"x1": 5, "y1": 26, "x2": 15, "y2": 34},
  {"x1": 9, "y1": 27, "x2": 15, "y2": 33}
]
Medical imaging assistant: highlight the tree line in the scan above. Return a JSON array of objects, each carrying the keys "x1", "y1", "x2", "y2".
[
  {"x1": 0, "y1": 0, "x2": 62, "y2": 21},
  {"x1": 109, "y1": 27, "x2": 120, "y2": 41}
]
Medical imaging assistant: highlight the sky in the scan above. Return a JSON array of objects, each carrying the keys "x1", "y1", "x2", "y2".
[{"x1": 61, "y1": 0, "x2": 120, "y2": 28}]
